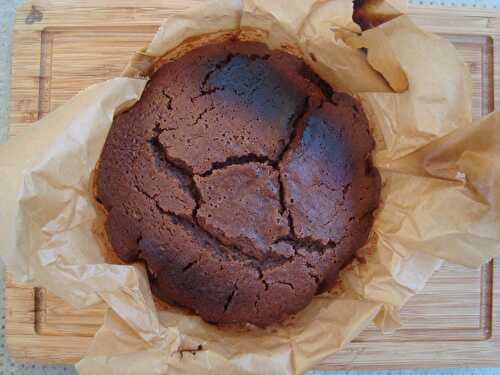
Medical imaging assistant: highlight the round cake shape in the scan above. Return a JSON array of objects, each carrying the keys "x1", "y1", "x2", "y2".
[{"x1": 95, "y1": 39, "x2": 381, "y2": 327}]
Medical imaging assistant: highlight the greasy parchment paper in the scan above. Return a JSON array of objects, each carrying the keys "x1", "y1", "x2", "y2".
[{"x1": 1, "y1": 0, "x2": 500, "y2": 374}]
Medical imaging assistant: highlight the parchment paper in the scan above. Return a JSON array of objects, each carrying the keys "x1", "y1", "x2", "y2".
[{"x1": 1, "y1": 1, "x2": 499, "y2": 374}]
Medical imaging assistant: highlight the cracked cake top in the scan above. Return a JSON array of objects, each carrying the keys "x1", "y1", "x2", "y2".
[{"x1": 95, "y1": 39, "x2": 381, "y2": 327}]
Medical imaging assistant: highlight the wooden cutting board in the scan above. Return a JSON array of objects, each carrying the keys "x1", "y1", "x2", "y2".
[{"x1": 5, "y1": 1, "x2": 500, "y2": 370}]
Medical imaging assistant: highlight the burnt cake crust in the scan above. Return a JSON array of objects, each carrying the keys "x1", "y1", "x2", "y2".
[{"x1": 96, "y1": 40, "x2": 381, "y2": 327}]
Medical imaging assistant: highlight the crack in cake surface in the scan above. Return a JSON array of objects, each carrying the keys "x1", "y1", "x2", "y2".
[{"x1": 155, "y1": 45, "x2": 316, "y2": 175}]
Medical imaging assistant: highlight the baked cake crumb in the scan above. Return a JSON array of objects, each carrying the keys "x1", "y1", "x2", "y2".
[{"x1": 95, "y1": 40, "x2": 381, "y2": 327}]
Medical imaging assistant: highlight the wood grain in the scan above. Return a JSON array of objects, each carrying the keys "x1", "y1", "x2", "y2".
[{"x1": 5, "y1": 1, "x2": 500, "y2": 369}]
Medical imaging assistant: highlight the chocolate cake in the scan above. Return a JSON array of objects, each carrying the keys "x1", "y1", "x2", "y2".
[{"x1": 95, "y1": 39, "x2": 381, "y2": 327}]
